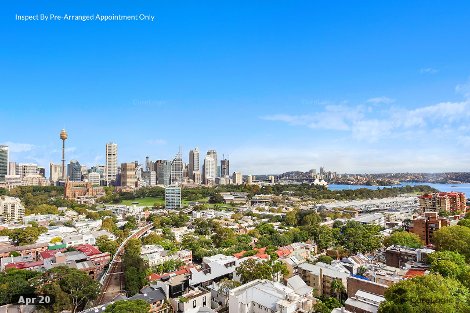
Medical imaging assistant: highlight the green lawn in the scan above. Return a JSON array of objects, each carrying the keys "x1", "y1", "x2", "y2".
[
  {"x1": 121, "y1": 197, "x2": 165, "y2": 207},
  {"x1": 120, "y1": 197, "x2": 211, "y2": 207}
]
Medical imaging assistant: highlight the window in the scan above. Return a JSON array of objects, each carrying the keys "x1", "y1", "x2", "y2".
[
  {"x1": 193, "y1": 300, "x2": 196, "y2": 308},
  {"x1": 203, "y1": 296, "x2": 206, "y2": 306}
]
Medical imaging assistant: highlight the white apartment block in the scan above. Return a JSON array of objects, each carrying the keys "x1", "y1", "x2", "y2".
[
  {"x1": 170, "y1": 287, "x2": 212, "y2": 313},
  {"x1": 49, "y1": 163, "x2": 62, "y2": 183},
  {"x1": 228, "y1": 279, "x2": 314, "y2": 313},
  {"x1": 105, "y1": 143, "x2": 118, "y2": 185},
  {"x1": 0, "y1": 196, "x2": 25, "y2": 222},
  {"x1": 88, "y1": 172, "x2": 101, "y2": 185},
  {"x1": 165, "y1": 186, "x2": 182, "y2": 209},
  {"x1": 16, "y1": 163, "x2": 38, "y2": 178},
  {"x1": 204, "y1": 155, "x2": 216, "y2": 184}
]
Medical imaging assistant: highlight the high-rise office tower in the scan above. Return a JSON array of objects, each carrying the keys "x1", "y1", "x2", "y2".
[
  {"x1": 145, "y1": 156, "x2": 150, "y2": 171},
  {"x1": 203, "y1": 155, "x2": 216, "y2": 185},
  {"x1": 49, "y1": 163, "x2": 62, "y2": 184},
  {"x1": 188, "y1": 148, "x2": 200, "y2": 181},
  {"x1": 121, "y1": 162, "x2": 137, "y2": 188},
  {"x1": 156, "y1": 160, "x2": 171, "y2": 186},
  {"x1": 67, "y1": 160, "x2": 82, "y2": 181},
  {"x1": 221, "y1": 158, "x2": 230, "y2": 177},
  {"x1": 206, "y1": 150, "x2": 218, "y2": 178},
  {"x1": 171, "y1": 151, "x2": 183, "y2": 185},
  {"x1": 0, "y1": 145, "x2": 8, "y2": 182},
  {"x1": 105, "y1": 142, "x2": 118, "y2": 186}
]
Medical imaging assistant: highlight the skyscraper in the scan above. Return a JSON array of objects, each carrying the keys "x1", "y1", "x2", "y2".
[
  {"x1": 221, "y1": 158, "x2": 230, "y2": 177},
  {"x1": 206, "y1": 150, "x2": 218, "y2": 178},
  {"x1": 121, "y1": 162, "x2": 137, "y2": 188},
  {"x1": 67, "y1": 160, "x2": 82, "y2": 181},
  {"x1": 203, "y1": 155, "x2": 216, "y2": 185},
  {"x1": 171, "y1": 151, "x2": 183, "y2": 185},
  {"x1": 49, "y1": 163, "x2": 62, "y2": 184},
  {"x1": 188, "y1": 148, "x2": 200, "y2": 181},
  {"x1": 156, "y1": 160, "x2": 171, "y2": 186},
  {"x1": 0, "y1": 145, "x2": 8, "y2": 182},
  {"x1": 105, "y1": 142, "x2": 118, "y2": 186}
]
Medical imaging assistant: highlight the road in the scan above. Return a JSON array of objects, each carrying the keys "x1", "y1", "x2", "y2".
[{"x1": 95, "y1": 223, "x2": 154, "y2": 305}]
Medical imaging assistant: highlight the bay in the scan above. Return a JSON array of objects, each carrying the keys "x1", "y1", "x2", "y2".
[{"x1": 328, "y1": 183, "x2": 470, "y2": 197}]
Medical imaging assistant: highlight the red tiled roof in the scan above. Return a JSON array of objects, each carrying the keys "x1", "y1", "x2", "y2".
[
  {"x1": 404, "y1": 269, "x2": 427, "y2": 279},
  {"x1": 40, "y1": 249, "x2": 65, "y2": 259},
  {"x1": 148, "y1": 266, "x2": 193, "y2": 281},
  {"x1": 234, "y1": 247, "x2": 269, "y2": 259},
  {"x1": 5, "y1": 260, "x2": 44, "y2": 270},
  {"x1": 75, "y1": 244, "x2": 102, "y2": 256},
  {"x1": 276, "y1": 248, "x2": 292, "y2": 258}
]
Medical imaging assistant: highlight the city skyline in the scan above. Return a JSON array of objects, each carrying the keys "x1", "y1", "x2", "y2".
[{"x1": 3, "y1": 2, "x2": 470, "y2": 173}]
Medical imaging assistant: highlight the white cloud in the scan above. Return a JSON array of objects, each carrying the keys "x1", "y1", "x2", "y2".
[
  {"x1": 420, "y1": 67, "x2": 438, "y2": 74},
  {"x1": 366, "y1": 97, "x2": 395, "y2": 104},
  {"x1": 263, "y1": 86, "x2": 470, "y2": 144},
  {"x1": 1, "y1": 142, "x2": 35, "y2": 153},
  {"x1": 262, "y1": 105, "x2": 364, "y2": 132},
  {"x1": 228, "y1": 145, "x2": 470, "y2": 174}
]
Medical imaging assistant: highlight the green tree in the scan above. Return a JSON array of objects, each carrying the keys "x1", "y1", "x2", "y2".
[
  {"x1": 383, "y1": 231, "x2": 422, "y2": 248},
  {"x1": 235, "y1": 259, "x2": 288, "y2": 284},
  {"x1": 50, "y1": 236, "x2": 63, "y2": 244},
  {"x1": 33, "y1": 266, "x2": 100, "y2": 313},
  {"x1": 312, "y1": 301, "x2": 331, "y2": 313},
  {"x1": 96, "y1": 235, "x2": 119, "y2": 255},
  {"x1": 209, "y1": 193, "x2": 225, "y2": 204},
  {"x1": 26, "y1": 203, "x2": 59, "y2": 215},
  {"x1": 141, "y1": 232, "x2": 164, "y2": 245},
  {"x1": 104, "y1": 299, "x2": 150, "y2": 313},
  {"x1": 122, "y1": 238, "x2": 148, "y2": 296},
  {"x1": 378, "y1": 274, "x2": 470, "y2": 313},
  {"x1": 101, "y1": 217, "x2": 117, "y2": 233},
  {"x1": 457, "y1": 218, "x2": 470, "y2": 228},
  {"x1": 337, "y1": 221, "x2": 382, "y2": 254},
  {"x1": 0, "y1": 269, "x2": 40, "y2": 305},
  {"x1": 285, "y1": 209, "x2": 298, "y2": 226},
  {"x1": 433, "y1": 226, "x2": 470, "y2": 261},
  {"x1": 315, "y1": 255, "x2": 333, "y2": 264},
  {"x1": 212, "y1": 223, "x2": 237, "y2": 248},
  {"x1": 9, "y1": 226, "x2": 47, "y2": 246},
  {"x1": 330, "y1": 278, "x2": 346, "y2": 302}
]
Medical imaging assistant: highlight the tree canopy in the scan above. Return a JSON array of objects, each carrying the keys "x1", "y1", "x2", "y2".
[
  {"x1": 383, "y1": 231, "x2": 422, "y2": 248},
  {"x1": 378, "y1": 274, "x2": 470, "y2": 313},
  {"x1": 104, "y1": 300, "x2": 150, "y2": 313},
  {"x1": 433, "y1": 226, "x2": 470, "y2": 261}
]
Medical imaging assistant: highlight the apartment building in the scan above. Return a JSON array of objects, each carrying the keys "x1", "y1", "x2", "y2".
[
  {"x1": 297, "y1": 262, "x2": 350, "y2": 297},
  {"x1": 408, "y1": 212, "x2": 453, "y2": 245},
  {"x1": 0, "y1": 196, "x2": 25, "y2": 222},
  {"x1": 418, "y1": 192, "x2": 466, "y2": 213}
]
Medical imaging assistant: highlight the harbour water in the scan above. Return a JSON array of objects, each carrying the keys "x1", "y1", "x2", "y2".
[{"x1": 328, "y1": 183, "x2": 470, "y2": 197}]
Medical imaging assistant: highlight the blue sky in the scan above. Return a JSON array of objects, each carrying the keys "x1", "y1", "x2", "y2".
[{"x1": 2, "y1": 1, "x2": 470, "y2": 174}]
